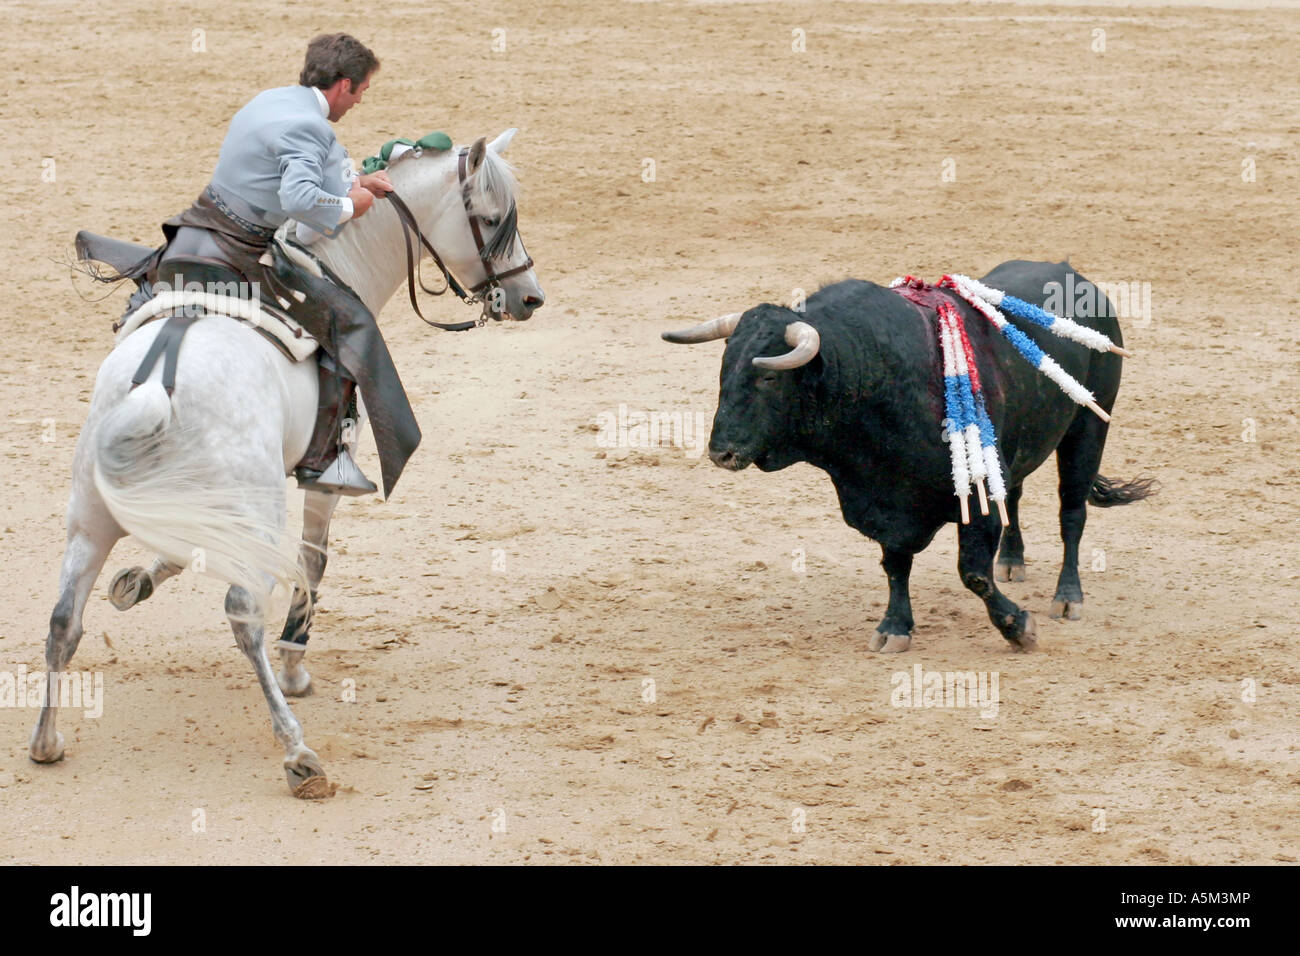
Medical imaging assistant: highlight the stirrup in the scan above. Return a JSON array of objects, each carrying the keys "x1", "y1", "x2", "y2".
[{"x1": 296, "y1": 449, "x2": 378, "y2": 496}]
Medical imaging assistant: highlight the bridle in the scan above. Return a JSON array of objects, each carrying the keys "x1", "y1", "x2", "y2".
[{"x1": 384, "y1": 146, "x2": 533, "y2": 332}]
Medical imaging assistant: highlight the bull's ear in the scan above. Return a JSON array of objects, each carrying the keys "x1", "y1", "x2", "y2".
[
  {"x1": 489, "y1": 128, "x2": 518, "y2": 155},
  {"x1": 467, "y1": 137, "x2": 488, "y2": 175}
]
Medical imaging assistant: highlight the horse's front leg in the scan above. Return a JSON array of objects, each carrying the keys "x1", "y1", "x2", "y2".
[
  {"x1": 228, "y1": 583, "x2": 329, "y2": 797},
  {"x1": 276, "y1": 489, "x2": 340, "y2": 696}
]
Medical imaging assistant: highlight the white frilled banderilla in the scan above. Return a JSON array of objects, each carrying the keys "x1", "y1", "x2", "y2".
[{"x1": 890, "y1": 274, "x2": 1131, "y2": 526}]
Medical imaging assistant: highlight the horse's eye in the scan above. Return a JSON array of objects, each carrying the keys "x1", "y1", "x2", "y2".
[{"x1": 483, "y1": 217, "x2": 500, "y2": 228}]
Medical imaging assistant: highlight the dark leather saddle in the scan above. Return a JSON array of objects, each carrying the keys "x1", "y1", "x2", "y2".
[
  {"x1": 152, "y1": 255, "x2": 254, "y2": 298},
  {"x1": 77, "y1": 227, "x2": 344, "y2": 328},
  {"x1": 81, "y1": 238, "x2": 314, "y2": 392},
  {"x1": 77, "y1": 227, "x2": 367, "y2": 372},
  {"x1": 75, "y1": 231, "x2": 158, "y2": 282},
  {"x1": 77, "y1": 229, "x2": 253, "y2": 299}
]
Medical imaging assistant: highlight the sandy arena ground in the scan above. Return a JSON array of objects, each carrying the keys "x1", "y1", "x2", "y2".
[{"x1": 0, "y1": 0, "x2": 1297, "y2": 864}]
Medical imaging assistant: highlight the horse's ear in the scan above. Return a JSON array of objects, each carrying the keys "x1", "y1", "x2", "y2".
[
  {"x1": 488, "y1": 128, "x2": 517, "y2": 155},
  {"x1": 467, "y1": 137, "x2": 488, "y2": 175}
]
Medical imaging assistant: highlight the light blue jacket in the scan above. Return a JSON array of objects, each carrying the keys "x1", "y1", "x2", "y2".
[{"x1": 210, "y1": 85, "x2": 354, "y2": 236}]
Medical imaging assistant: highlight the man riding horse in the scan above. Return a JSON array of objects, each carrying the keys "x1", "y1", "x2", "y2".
[{"x1": 99, "y1": 33, "x2": 415, "y2": 497}]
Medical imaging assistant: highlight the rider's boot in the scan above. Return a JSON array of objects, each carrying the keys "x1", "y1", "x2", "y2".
[{"x1": 294, "y1": 354, "x2": 378, "y2": 497}]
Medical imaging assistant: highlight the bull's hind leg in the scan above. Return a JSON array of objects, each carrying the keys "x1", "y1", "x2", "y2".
[
  {"x1": 226, "y1": 584, "x2": 331, "y2": 798},
  {"x1": 30, "y1": 515, "x2": 120, "y2": 763},
  {"x1": 994, "y1": 484, "x2": 1027, "y2": 582},
  {"x1": 870, "y1": 546, "x2": 915, "y2": 653},
  {"x1": 276, "y1": 490, "x2": 339, "y2": 697},
  {"x1": 1051, "y1": 413, "x2": 1109, "y2": 620},
  {"x1": 957, "y1": 516, "x2": 1037, "y2": 651}
]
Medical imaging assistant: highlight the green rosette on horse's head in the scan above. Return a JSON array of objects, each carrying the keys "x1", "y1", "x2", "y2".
[{"x1": 361, "y1": 132, "x2": 453, "y2": 174}]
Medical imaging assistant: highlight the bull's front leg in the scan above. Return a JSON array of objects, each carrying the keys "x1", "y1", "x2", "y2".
[
  {"x1": 870, "y1": 546, "x2": 915, "y2": 653},
  {"x1": 957, "y1": 515, "x2": 1037, "y2": 651}
]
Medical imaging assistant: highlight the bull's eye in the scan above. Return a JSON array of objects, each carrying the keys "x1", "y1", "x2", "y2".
[{"x1": 758, "y1": 371, "x2": 780, "y2": 384}]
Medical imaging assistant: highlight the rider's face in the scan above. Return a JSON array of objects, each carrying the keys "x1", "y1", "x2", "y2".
[{"x1": 329, "y1": 73, "x2": 372, "y2": 121}]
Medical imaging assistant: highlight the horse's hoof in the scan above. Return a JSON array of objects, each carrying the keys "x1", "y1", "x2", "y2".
[
  {"x1": 1050, "y1": 598, "x2": 1083, "y2": 621},
  {"x1": 1009, "y1": 612, "x2": 1038, "y2": 652},
  {"x1": 995, "y1": 561, "x2": 1026, "y2": 583},
  {"x1": 29, "y1": 730, "x2": 66, "y2": 764},
  {"x1": 276, "y1": 666, "x2": 313, "y2": 697},
  {"x1": 292, "y1": 775, "x2": 336, "y2": 800},
  {"x1": 285, "y1": 747, "x2": 334, "y2": 799},
  {"x1": 108, "y1": 567, "x2": 153, "y2": 611},
  {"x1": 870, "y1": 630, "x2": 912, "y2": 653}
]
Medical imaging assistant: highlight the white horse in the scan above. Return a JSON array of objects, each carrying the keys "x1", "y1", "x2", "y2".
[{"x1": 31, "y1": 129, "x2": 543, "y2": 796}]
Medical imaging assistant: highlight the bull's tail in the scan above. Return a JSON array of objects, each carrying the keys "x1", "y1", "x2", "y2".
[
  {"x1": 1088, "y1": 473, "x2": 1159, "y2": 507},
  {"x1": 92, "y1": 380, "x2": 306, "y2": 618}
]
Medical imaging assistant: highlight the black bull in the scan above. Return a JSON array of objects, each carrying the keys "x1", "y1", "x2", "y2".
[{"x1": 665, "y1": 259, "x2": 1156, "y2": 651}]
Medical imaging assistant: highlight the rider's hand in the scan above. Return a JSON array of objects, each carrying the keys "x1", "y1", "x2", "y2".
[
  {"x1": 358, "y1": 171, "x2": 394, "y2": 197},
  {"x1": 348, "y1": 184, "x2": 376, "y2": 218}
]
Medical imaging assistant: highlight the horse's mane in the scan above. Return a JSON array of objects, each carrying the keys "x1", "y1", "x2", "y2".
[
  {"x1": 470, "y1": 148, "x2": 520, "y2": 210},
  {"x1": 469, "y1": 150, "x2": 520, "y2": 260},
  {"x1": 385, "y1": 140, "x2": 519, "y2": 215},
  {"x1": 383, "y1": 141, "x2": 520, "y2": 258}
]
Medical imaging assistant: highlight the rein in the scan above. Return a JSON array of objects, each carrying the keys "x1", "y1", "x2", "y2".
[{"x1": 383, "y1": 146, "x2": 533, "y2": 332}]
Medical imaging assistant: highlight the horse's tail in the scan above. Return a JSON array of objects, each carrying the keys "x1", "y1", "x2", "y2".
[
  {"x1": 92, "y1": 380, "x2": 306, "y2": 616},
  {"x1": 1088, "y1": 473, "x2": 1160, "y2": 507}
]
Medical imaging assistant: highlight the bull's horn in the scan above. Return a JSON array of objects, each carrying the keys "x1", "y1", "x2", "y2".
[
  {"x1": 661, "y1": 312, "x2": 742, "y2": 344},
  {"x1": 753, "y1": 321, "x2": 820, "y2": 370}
]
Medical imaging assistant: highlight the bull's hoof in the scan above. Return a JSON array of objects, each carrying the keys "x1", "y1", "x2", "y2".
[
  {"x1": 870, "y1": 630, "x2": 913, "y2": 653},
  {"x1": 108, "y1": 566, "x2": 153, "y2": 611},
  {"x1": 29, "y1": 729, "x2": 66, "y2": 764},
  {"x1": 1007, "y1": 611, "x2": 1038, "y2": 652},
  {"x1": 995, "y1": 561, "x2": 1027, "y2": 583},
  {"x1": 1050, "y1": 597, "x2": 1083, "y2": 621}
]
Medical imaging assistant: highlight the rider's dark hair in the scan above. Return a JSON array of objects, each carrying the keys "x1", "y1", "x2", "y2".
[{"x1": 299, "y1": 34, "x2": 379, "y2": 90}]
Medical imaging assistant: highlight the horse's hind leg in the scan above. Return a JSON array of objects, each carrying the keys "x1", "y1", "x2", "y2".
[
  {"x1": 276, "y1": 490, "x2": 339, "y2": 697},
  {"x1": 226, "y1": 583, "x2": 330, "y2": 797},
  {"x1": 30, "y1": 515, "x2": 120, "y2": 763},
  {"x1": 1052, "y1": 412, "x2": 1110, "y2": 620},
  {"x1": 994, "y1": 483, "x2": 1027, "y2": 582},
  {"x1": 107, "y1": 556, "x2": 183, "y2": 611}
]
